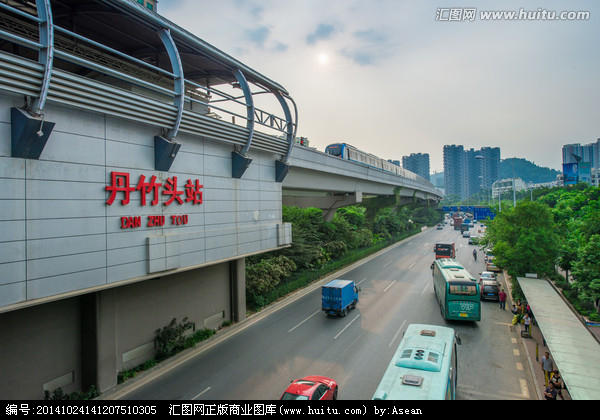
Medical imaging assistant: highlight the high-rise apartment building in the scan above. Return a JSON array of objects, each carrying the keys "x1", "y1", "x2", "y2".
[
  {"x1": 402, "y1": 153, "x2": 430, "y2": 181},
  {"x1": 562, "y1": 139, "x2": 600, "y2": 169},
  {"x1": 443, "y1": 145, "x2": 465, "y2": 199},
  {"x1": 443, "y1": 145, "x2": 500, "y2": 199}
]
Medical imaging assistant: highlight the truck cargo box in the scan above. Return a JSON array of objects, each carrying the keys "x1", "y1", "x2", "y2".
[{"x1": 322, "y1": 279, "x2": 360, "y2": 317}]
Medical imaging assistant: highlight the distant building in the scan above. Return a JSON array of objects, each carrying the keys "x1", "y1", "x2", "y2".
[
  {"x1": 492, "y1": 177, "x2": 527, "y2": 200},
  {"x1": 402, "y1": 153, "x2": 430, "y2": 181},
  {"x1": 562, "y1": 138, "x2": 599, "y2": 186},
  {"x1": 562, "y1": 139, "x2": 600, "y2": 170},
  {"x1": 443, "y1": 145, "x2": 500, "y2": 199},
  {"x1": 443, "y1": 145, "x2": 465, "y2": 199}
]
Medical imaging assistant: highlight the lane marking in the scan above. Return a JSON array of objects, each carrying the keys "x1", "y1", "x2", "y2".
[
  {"x1": 192, "y1": 387, "x2": 211, "y2": 400},
  {"x1": 421, "y1": 283, "x2": 430, "y2": 295},
  {"x1": 520, "y1": 378, "x2": 530, "y2": 399},
  {"x1": 334, "y1": 314, "x2": 360, "y2": 339},
  {"x1": 288, "y1": 310, "x2": 320, "y2": 333},
  {"x1": 383, "y1": 280, "x2": 397, "y2": 292},
  {"x1": 389, "y1": 320, "x2": 407, "y2": 347},
  {"x1": 408, "y1": 261, "x2": 416, "y2": 269},
  {"x1": 384, "y1": 260, "x2": 392, "y2": 267}
]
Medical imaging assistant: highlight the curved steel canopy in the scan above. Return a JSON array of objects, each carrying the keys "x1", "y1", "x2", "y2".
[{"x1": 3, "y1": 0, "x2": 297, "y2": 165}]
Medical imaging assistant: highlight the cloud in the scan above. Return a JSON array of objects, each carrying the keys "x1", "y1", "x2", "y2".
[
  {"x1": 245, "y1": 26, "x2": 270, "y2": 48},
  {"x1": 306, "y1": 23, "x2": 337, "y2": 45},
  {"x1": 353, "y1": 29, "x2": 388, "y2": 44},
  {"x1": 339, "y1": 28, "x2": 391, "y2": 66}
]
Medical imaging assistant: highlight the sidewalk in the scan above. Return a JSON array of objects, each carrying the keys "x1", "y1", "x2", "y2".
[
  {"x1": 503, "y1": 272, "x2": 600, "y2": 401},
  {"x1": 519, "y1": 318, "x2": 572, "y2": 400}
]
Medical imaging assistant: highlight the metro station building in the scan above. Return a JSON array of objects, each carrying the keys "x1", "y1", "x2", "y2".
[{"x1": 0, "y1": 0, "x2": 294, "y2": 398}]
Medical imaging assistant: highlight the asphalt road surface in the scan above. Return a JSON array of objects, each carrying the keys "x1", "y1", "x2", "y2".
[{"x1": 112, "y1": 224, "x2": 535, "y2": 400}]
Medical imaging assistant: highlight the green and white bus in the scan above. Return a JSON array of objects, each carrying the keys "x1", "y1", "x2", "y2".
[
  {"x1": 372, "y1": 324, "x2": 462, "y2": 400},
  {"x1": 432, "y1": 258, "x2": 480, "y2": 321}
]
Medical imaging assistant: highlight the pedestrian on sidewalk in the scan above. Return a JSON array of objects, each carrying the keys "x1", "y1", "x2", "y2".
[
  {"x1": 499, "y1": 288, "x2": 507, "y2": 309},
  {"x1": 544, "y1": 382, "x2": 557, "y2": 400},
  {"x1": 541, "y1": 352, "x2": 554, "y2": 386},
  {"x1": 522, "y1": 313, "x2": 531, "y2": 333},
  {"x1": 550, "y1": 370, "x2": 565, "y2": 400}
]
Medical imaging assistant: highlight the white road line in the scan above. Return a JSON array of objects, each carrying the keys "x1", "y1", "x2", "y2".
[
  {"x1": 358, "y1": 277, "x2": 367, "y2": 285},
  {"x1": 288, "y1": 310, "x2": 320, "y2": 333},
  {"x1": 384, "y1": 260, "x2": 392, "y2": 267},
  {"x1": 383, "y1": 280, "x2": 397, "y2": 292},
  {"x1": 192, "y1": 387, "x2": 211, "y2": 400},
  {"x1": 520, "y1": 378, "x2": 530, "y2": 399},
  {"x1": 334, "y1": 314, "x2": 360, "y2": 339},
  {"x1": 389, "y1": 320, "x2": 407, "y2": 347},
  {"x1": 421, "y1": 283, "x2": 430, "y2": 295},
  {"x1": 408, "y1": 261, "x2": 416, "y2": 269}
]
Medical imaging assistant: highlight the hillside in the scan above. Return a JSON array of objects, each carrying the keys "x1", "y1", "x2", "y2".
[
  {"x1": 499, "y1": 158, "x2": 561, "y2": 183},
  {"x1": 431, "y1": 157, "x2": 561, "y2": 187}
]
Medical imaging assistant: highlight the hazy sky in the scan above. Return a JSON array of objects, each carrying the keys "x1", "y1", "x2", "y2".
[{"x1": 159, "y1": 0, "x2": 599, "y2": 173}]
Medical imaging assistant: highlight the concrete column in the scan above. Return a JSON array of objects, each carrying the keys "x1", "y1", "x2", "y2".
[
  {"x1": 80, "y1": 294, "x2": 99, "y2": 392},
  {"x1": 231, "y1": 258, "x2": 247, "y2": 323},
  {"x1": 95, "y1": 292, "x2": 118, "y2": 393}
]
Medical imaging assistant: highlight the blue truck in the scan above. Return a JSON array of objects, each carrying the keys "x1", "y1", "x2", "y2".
[{"x1": 322, "y1": 279, "x2": 360, "y2": 317}]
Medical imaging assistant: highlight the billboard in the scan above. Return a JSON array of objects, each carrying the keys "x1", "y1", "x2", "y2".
[
  {"x1": 563, "y1": 163, "x2": 578, "y2": 185},
  {"x1": 579, "y1": 162, "x2": 592, "y2": 184}
]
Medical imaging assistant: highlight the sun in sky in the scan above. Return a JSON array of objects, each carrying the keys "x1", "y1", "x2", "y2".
[{"x1": 317, "y1": 53, "x2": 329, "y2": 65}]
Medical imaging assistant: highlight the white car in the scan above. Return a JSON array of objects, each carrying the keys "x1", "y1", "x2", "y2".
[{"x1": 479, "y1": 271, "x2": 496, "y2": 282}]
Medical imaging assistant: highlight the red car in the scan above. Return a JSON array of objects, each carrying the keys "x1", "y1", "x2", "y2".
[{"x1": 280, "y1": 376, "x2": 338, "y2": 400}]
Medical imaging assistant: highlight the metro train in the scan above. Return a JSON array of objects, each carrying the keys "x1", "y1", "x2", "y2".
[{"x1": 324, "y1": 143, "x2": 420, "y2": 181}]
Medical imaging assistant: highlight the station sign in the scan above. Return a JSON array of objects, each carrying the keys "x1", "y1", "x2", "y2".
[{"x1": 105, "y1": 171, "x2": 203, "y2": 229}]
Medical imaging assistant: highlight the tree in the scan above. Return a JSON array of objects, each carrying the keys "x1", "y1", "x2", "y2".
[
  {"x1": 485, "y1": 201, "x2": 559, "y2": 279},
  {"x1": 571, "y1": 234, "x2": 600, "y2": 309}
]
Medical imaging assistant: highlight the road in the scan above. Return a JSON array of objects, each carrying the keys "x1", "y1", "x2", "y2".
[{"x1": 114, "y1": 224, "x2": 535, "y2": 400}]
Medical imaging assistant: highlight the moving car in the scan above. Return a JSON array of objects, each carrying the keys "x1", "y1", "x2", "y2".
[
  {"x1": 437, "y1": 223, "x2": 444, "y2": 230},
  {"x1": 462, "y1": 230, "x2": 470, "y2": 238},
  {"x1": 479, "y1": 271, "x2": 496, "y2": 282},
  {"x1": 480, "y1": 280, "x2": 499, "y2": 301},
  {"x1": 280, "y1": 376, "x2": 338, "y2": 400},
  {"x1": 486, "y1": 257, "x2": 501, "y2": 272}
]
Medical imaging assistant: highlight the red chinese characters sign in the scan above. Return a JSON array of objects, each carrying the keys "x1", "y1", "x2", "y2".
[{"x1": 105, "y1": 171, "x2": 203, "y2": 229}]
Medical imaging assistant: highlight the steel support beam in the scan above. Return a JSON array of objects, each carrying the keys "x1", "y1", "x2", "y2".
[
  {"x1": 231, "y1": 68, "x2": 254, "y2": 178},
  {"x1": 31, "y1": 0, "x2": 53, "y2": 117},
  {"x1": 155, "y1": 28, "x2": 184, "y2": 171},
  {"x1": 272, "y1": 91, "x2": 295, "y2": 182}
]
